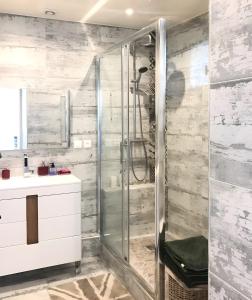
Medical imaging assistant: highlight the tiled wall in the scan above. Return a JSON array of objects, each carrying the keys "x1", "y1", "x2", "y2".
[
  {"x1": 0, "y1": 13, "x2": 134, "y2": 264},
  {"x1": 166, "y1": 14, "x2": 209, "y2": 239},
  {"x1": 209, "y1": 1, "x2": 252, "y2": 299}
]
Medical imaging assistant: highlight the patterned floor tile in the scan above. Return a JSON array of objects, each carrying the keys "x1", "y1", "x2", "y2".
[
  {"x1": 48, "y1": 273, "x2": 134, "y2": 300},
  {"x1": 3, "y1": 273, "x2": 134, "y2": 300},
  {"x1": 2, "y1": 290, "x2": 51, "y2": 300}
]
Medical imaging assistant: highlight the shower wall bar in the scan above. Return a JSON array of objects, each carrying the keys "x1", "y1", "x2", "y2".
[
  {"x1": 96, "y1": 56, "x2": 101, "y2": 236},
  {"x1": 122, "y1": 43, "x2": 130, "y2": 261},
  {"x1": 154, "y1": 18, "x2": 167, "y2": 300},
  {"x1": 96, "y1": 18, "x2": 167, "y2": 300}
]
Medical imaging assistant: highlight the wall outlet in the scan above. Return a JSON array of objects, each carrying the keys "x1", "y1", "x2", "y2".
[
  {"x1": 73, "y1": 140, "x2": 82, "y2": 149},
  {"x1": 83, "y1": 139, "x2": 92, "y2": 149}
]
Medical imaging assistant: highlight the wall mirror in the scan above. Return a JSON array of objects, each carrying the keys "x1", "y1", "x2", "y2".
[{"x1": 0, "y1": 88, "x2": 70, "y2": 151}]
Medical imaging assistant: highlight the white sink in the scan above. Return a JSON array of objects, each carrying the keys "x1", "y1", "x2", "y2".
[{"x1": 0, "y1": 174, "x2": 81, "y2": 191}]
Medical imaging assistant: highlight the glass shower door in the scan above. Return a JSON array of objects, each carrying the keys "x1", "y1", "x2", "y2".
[
  {"x1": 98, "y1": 19, "x2": 167, "y2": 300},
  {"x1": 99, "y1": 46, "x2": 127, "y2": 258}
]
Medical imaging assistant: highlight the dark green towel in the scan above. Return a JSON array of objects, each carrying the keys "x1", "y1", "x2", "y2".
[
  {"x1": 165, "y1": 235, "x2": 208, "y2": 272},
  {"x1": 161, "y1": 236, "x2": 208, "y2": 288}
]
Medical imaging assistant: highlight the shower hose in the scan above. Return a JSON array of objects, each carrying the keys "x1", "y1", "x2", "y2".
[{"x1": 130, "y1": 82, "x2": 148, "y2": 182}]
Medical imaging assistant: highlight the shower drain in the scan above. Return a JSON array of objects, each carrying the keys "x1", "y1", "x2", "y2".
[{"x1": 146, "y1": 244, "x2": 155, "y2": 251}]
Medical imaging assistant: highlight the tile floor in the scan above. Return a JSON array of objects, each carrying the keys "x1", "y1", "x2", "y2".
[
  {"x1": 1, "y1": 272, "x2": 134, "y2": 300},
  {"x1": 129, "y1": 235, "x2": 155, "y2": 290},
  {"x1": 0, "y1": 259, "x2": 106, "y2": 298}
]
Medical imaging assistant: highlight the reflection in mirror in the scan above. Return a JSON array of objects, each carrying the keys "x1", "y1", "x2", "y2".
[
  {"x1": 27, "y1": 90, "x2": 70, "y2": 149},
  {"x1": 0, "y1": 88, "x2": 27, "y2": 150},
  {"x1": 0, "y1": 88, "x2": 70, "y2": 151}
]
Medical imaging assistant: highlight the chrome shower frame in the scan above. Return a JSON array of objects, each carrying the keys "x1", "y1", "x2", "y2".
[{"x1": 96, "y1": 18, "x2": 167, "y2": 300}]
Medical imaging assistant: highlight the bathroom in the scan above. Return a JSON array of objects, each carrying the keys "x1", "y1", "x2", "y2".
[{"x1": 0, "y1": 0, "x2": 251, "y2": 299}]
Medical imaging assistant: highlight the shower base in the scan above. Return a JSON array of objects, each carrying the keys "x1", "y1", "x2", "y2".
[{"x1": 129, "y1": 235, "x2": 155, "y2": 290}]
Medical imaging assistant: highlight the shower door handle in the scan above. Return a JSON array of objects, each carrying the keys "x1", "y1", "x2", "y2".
[
  {"x1": 120, "y1": 142, "x2": 123, "y2": 163},
  {"x1": 120, "y1": 140, "x2": 128, "y2": 163},
  {"x1": 120, "y1": 142, "x2": 124, "y2": 163}
]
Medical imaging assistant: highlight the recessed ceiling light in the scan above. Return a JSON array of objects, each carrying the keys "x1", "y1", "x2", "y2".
[
  {"x1": 125, "y1": 8, "x2": 134, "y2": 16},
  {"x1": 45, "y1": 10, "x2": 56, "y2": 16}
]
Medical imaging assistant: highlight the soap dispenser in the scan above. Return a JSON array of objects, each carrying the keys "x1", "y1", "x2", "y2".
[
  {"x1": 49, "y1": 162, "x2": 57, "y2": 175},
  {"x1": 24, "y1": 153, "x2": 29, "y2": 177}
]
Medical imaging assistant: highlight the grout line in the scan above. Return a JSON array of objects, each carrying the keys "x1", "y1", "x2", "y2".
[
  {"x1": 209, "y1": 272, "x2": 250, "y2": 300},
  {"x1": 167, "y1": 11, "x2": 209, "y2": 31},
  {"x1": 210, "y1": 76, "x2": 252, "y2": 86},
  {"x1": 81, "y1": 234, "x2": 100, "y2": 240},
  {"x1": 209, "y1": 177, "x2": 252, "y2": 192}
]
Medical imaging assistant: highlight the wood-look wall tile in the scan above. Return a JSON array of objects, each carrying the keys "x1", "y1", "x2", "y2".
[
  {"x1": 210, "y1": 179, "x2": 252, "y2": 298},
  {"x1": 82, "y1": 238, "x2": 101, "y2": 260},
  {"x1": 166, "y1": 14, "x2": 209, "y2": 239},
  {"x1": 210, "y1": 273, "x2": 248, "y2": 300},
  {"x1": 82, "y1": 215, "x2": 97, "y2": 236},
  {"x1": 210, "y1": 0, "x2": 252, "y2": 83},
  {"x1": 167, "y1": 187, "x2": 208, "y2": 239},
  {"x1": 167, "y1": 14, "x2": 209, "y2": 58},
  {"x1": 210, "y1": 79, "x2": 252, "y2": 189}
]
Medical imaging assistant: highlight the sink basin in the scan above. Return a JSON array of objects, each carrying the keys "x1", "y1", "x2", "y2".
[{"x1": 0, "y1": 174, "x2": 81, "y2": 191}]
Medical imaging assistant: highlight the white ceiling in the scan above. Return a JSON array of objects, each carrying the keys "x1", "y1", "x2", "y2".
[{"x1": 0, "y1": 0, "x2": 209, "y2": 29}]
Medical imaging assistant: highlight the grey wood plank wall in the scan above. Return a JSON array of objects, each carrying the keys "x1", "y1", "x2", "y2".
[
  {"x1": 166, "y1": 13, "x2": 209, "y2": 239},
  {"x1": 209, "y1": 1, "x2": 252, "y2": 299}
]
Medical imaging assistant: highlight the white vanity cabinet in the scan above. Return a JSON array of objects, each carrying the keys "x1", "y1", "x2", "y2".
[{"x1": 0, "y1": 175, "x2": 81, "y2": 277}]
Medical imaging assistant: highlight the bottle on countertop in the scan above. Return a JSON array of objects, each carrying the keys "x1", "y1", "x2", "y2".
[
  {"x1": 24, "y1": 153, "x2": 29, "y2": 176},
  {"x1": 49, "y1": 162, "x2": 57, "y2": 175},
  {"x1": 37, "y1": 161, "x2": 49, "y2": 176},
  {"x1": 2, "y1": 168, "x2": 10, "y2": 180}
]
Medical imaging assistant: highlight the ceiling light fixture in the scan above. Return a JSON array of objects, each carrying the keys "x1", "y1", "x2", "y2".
[
  {"x1": 125, "y1": 8, "x2": 134, "y2": 16},
  {"x1": 45, "y1": 10, "x2": 56, "y2": 16}
]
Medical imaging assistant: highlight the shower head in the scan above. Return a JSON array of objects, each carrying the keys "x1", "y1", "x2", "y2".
[
  {"x1": 137, "y1": 66, "x2": 148, "y2": 83},
  {"x1": 139, "y1": 67, "x2": 148, "y2": 74},
  {"x1": 143, "y1": 32, "x2": 156, "y2": 48}
]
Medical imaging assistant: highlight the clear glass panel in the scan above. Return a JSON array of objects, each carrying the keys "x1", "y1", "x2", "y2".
[
  {"x1": 128, "y1": 32, "x2": 156, "y2": 291},
  {"x1": 100, "y1": 47, "x2": 124, "y2": 256},
  {"x1": 165, "y1": 14, "x2": 209, "y2": 254}
]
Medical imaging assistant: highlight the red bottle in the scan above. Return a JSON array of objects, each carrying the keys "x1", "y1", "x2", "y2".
[{"x1": 2, "y1": 168, "x2": 10, "y2": 180}]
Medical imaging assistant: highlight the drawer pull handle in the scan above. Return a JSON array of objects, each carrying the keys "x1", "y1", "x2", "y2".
[{"x1": 26, "y1": 195, "x2": 38, "y2": 245}]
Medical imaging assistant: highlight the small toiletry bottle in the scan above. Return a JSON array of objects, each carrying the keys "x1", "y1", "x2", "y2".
[
  {"x1": 14, "y1": 136, "x2": 18, "y2": 149},
  {"x1": 2, "y1": 168, "x2": 10, "y2": 180},
  {"x1": 37, "y1": 161, "x2": 49, "y2": 176},
  {"x1": 24, "y1": 153, "x2": 29, "y2": 176},
  {"x1": 49, "y1": 162, "x2": 57, "y2": 175}
]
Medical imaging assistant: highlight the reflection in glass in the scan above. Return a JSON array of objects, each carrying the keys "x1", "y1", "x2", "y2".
[{"x1": 0, "y1": 88, "x2": 27, "y2": 150}]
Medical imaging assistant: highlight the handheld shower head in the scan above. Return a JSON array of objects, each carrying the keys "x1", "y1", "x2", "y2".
[
  {"x1": 136, "y1": 66, "x2": 148, "y2": 83},
  {"x1": 139, "y1": 67, "x2": 148, "y2": 74}
]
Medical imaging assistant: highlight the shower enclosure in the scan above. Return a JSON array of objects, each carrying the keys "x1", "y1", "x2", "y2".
[{"x1": 96, "y1": 19, "x2": 167, "y2": 300}]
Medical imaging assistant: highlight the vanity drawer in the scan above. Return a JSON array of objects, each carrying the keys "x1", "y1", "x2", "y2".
[
  {"x1": 0, "y1": 236, "x2": 81, "y2": 277},
  {"x1": 38, "y1": 192, "x2": 81, "y2": 219},
  {"x1": 0, "y1": 222, "x2": 26, "y2": 248},
  {"x1": 39, "y1": 214, "x2": 81, "y2": 241},
  {"x1": 0, "y1": 198, "x2": 26, "y2": 224},
  {"x1": 0, "y1": 181, "x2": 81, "y2": 201}
]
